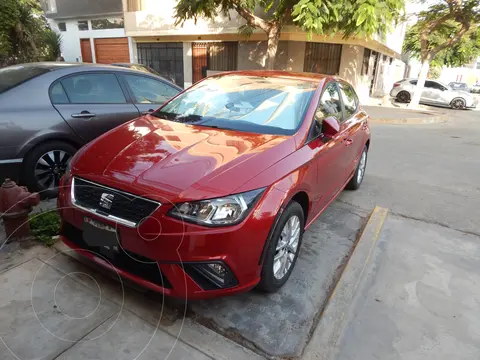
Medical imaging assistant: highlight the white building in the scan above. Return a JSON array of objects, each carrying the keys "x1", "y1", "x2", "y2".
[{"x1": 41, "y1": 0, "x2": 133, "y2": 64}]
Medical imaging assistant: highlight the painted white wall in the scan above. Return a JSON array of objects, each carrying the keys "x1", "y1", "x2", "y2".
[
  {"x1": 50, "y1": 18, "x2": 127, "y2": 63},
  {"x1": 183, "y1": 42, "x2": 193, "y2": 88}
]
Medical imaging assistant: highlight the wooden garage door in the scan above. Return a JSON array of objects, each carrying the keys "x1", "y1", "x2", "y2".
[
  {"x1": 94, "y1": 37, "x2": 129, "y2": 64},
  {"x1": 80, "y1": 39, "x2": 93, "y2": 63}
]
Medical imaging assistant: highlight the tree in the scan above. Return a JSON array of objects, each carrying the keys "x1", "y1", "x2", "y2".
[
  {"x1": 0, "y1": 0, "x2": 55, "y2": 67},
  {"x1": 403, "y1": 0, "x2": 480, "y2": 108},
  {"x1": 174, "y1": 0, "x2": 405, "y2": 69}
]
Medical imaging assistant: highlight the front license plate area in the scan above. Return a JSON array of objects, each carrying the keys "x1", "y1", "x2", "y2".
[{"x1": 82, "y1": 217, "x2": 120, "y2": 254}]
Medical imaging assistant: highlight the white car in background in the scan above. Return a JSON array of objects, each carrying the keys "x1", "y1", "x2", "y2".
[{"x1": 390, "y1": 79, "x2": 478, "y2": 109}]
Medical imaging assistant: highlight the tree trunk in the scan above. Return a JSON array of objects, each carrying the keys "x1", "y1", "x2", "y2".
[
  {"x1": 408, "y1": 59, "x2": 430, "y2": 108},
  {"x1": 265, "y1": 24, "x2": 280, "y2": 70}
]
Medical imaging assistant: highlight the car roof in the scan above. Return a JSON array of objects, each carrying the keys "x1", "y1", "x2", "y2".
[
  {"x1": 20, "y1": 62, "x2": 147, "y2": 72},
  {"x1": 205, "y1": 70, "x2": 340, "y2": 85}
]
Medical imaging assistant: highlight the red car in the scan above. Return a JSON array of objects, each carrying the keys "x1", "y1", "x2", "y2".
[{"x1": 57, "y1": 71, "x2": 370, "y2": 299}]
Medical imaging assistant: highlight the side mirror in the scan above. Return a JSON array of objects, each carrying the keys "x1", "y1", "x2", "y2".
[{"x1": 323, "y1": 116, "x2": 340, "y2": 138}]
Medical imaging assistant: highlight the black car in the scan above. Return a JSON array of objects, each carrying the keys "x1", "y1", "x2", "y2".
[{"x1": 0, "y1": 62, "x2": 182, "y2": 196}]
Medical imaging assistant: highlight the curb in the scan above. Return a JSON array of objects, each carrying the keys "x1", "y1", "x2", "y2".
[
  {"x1": 369, "y1": 114, "x2": 447, "y2": 125},
  {"x1": 302, "y1": 206, "x2": 389, "y2": 360}
]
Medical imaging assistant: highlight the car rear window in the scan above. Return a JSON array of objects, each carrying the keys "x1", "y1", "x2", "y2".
[{"x1": 0, "y1": 65, "x2": 50, "y2": 94}]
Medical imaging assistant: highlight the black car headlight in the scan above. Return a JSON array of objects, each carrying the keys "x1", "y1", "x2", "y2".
[{"x1": 168, "y1": 188, "x2": 265, "y2": 226}]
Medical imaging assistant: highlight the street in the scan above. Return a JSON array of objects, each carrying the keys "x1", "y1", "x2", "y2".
[{"x1": 339, "y1": 107, "x2": 480, "y2": 236}]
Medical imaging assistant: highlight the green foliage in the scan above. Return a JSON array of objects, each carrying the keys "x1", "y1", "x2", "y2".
[
  {"x1": 291, "y1": 0, "x2": 404, "y2": 39},
  {"x1": 428, "y1": 66, "x2": 441, "y2": 79},
  {"x1": 403, "y1": 0, "x2": 480, "y2": 66},
  {"x1": 29, "y1": 211, "x2": 61, "y2": 246},
  {"x1": 174, "y1": 0, "x2": 405, "y2": 38},
  {"x1": 43, "y1": 30, "x2": 62, "y2": 61},
  {"x1": 0, "y1": 0, "x2": 60, "y2": 67}
]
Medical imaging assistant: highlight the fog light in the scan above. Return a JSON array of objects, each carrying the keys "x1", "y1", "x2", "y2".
[{"x1": 183, "y1": 261, "x2": 238, "y2": 290}]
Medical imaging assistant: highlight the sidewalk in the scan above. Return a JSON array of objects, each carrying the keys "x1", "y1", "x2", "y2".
[
  {"x1": 363, "y1": 105, "x2": 447, "y2": 125},
  {"x1": 304, "y1": 212, "x2": 480, "y2": 360}
]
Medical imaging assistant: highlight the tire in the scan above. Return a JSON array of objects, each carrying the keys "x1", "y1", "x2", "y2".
[
  {"x1": 450, "y1": 97, "x2": 466, "y2": 110},
  {"x1": 346, "y1": 145, "x2": 368, "y2": 190},
  {"x1": 257, "y1": 201, "x2": 305, "y2": 293},
  {"x1": 23, "y1": 141, "x2": 77, "y2": 198},
  {"x1": 396, "y1": 91, "x2": 411, "y2": 103}
]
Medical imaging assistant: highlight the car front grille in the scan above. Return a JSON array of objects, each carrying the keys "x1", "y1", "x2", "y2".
[{"x1": 72, "y1": 177, "x2": 160, "y2": 227}]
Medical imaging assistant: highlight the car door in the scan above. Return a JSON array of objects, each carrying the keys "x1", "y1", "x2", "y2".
[
  {"x1": 121, "y1": 74, "x2": 181, "y2": 115},
  {"x1": 308, "y1": 81, "x2": 346, "y2": 215},
  {"x1": 51, "y1": 72, "x2": 140, "y2": 142},
  {"x1": 337, "y1": 82, "x2": 366, "y2": 182},
  {"x1": 420, "y1": 81, "x2": 438, "y2": 103},
  {"x1": 430, "y1": 81, "x2": 452, "y2": 105}
]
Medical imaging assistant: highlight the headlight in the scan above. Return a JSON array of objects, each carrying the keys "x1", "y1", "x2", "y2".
[{"x1": 168, "y1": 188, "x2": 265, "y2": 226}]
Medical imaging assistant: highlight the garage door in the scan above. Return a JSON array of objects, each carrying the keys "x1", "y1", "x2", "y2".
[{"x1": 94, "y1": 37, "x2": 129, "y2": 64}]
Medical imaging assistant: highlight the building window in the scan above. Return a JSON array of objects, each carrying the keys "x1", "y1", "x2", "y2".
[
  {"x1": 476, "y1": 62, "x2": 480, "y2": 70},
  {"x1": 77, "y1": 21, "x2": 89, "y2": 31},
  {"x1": 362, "y1": 48, "x2": 371, "y2": 75},
  {"x1": 91, "y1": 18, "x2": 124, "y2": 30},
  {"x1": 58, "y1": 22, "x2": 66, "y2": 32}
]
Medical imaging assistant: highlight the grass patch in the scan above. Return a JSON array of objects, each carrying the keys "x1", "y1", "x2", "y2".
[{"x1": 29, "y1": 211, "x2": 61, "y2": 246}]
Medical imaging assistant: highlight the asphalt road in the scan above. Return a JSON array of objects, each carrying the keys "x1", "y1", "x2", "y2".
[{"x1": 338, "y1": 106, "x2": 480, "y2": 236}]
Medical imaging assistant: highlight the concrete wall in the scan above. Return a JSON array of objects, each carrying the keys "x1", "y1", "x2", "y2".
[
  {"x1": 49, "y1": 18, "x2": 126, "y2": 63},
  {"x1": 183, "y1": 42, "x2": 193, "y2": 88},
  {"x1": 339, "y1": 45, "x2": 363, "y2": 86},
  {"x1": 237, "y1": 40, "x2": 305, "y2": 71}
]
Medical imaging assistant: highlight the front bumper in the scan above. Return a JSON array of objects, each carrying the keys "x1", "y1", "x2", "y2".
[{"x1": 57, "y1": 177, "x2": 283, "y2": 299}]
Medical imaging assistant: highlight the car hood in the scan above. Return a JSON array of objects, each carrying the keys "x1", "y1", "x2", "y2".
[{"x1": 73, "y1": 116, "x2": 294, "y2": 203}]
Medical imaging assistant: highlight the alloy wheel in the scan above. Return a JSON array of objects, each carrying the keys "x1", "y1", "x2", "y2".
[
  {"x1": 357, "y1": 150, "x2": 367, "y2": 184},
  {"x1": 35, "y1": 150, "x2": 72, "y2": 190},
  {"x1": 451, "y1": 99, "x2": 465, "y2": 110},
  {"x1": 273, "y1": 215, "x2": 301, "y2": 280}
]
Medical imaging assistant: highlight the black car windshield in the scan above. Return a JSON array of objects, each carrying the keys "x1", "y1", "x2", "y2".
[
  {"x1": 152, "y1": 75, "x2": 317, "y2": 135},
  {"x1": 0, "y1": 65, "x2": 50, "y2": 94}
]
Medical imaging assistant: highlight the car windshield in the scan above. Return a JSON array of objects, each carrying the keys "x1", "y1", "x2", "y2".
[
  {"x1": 152, "y1": 75, "x2": 317, "y2": 135},
  {"x1": 0, "y1": 65, "x2": 49, "y2": 94}
]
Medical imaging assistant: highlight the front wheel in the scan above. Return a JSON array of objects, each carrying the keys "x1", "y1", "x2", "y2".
[
  {"x1": 451, "y1": 98, "x2": 466, "y2": 110},
  {"x1": 23, "y1": 141, "x2": 76, "y2": 198},
  {"x1": 257, "y1": 201, "x2": 304, "y2": 293},
  {"x1": 346, "y1": 146, "x2": 368, "y2": 190}
]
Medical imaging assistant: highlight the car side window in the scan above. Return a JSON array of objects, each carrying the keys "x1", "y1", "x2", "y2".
[
  {"x1": 49, "y1": 82, "x2": 69, "y2": 104},
  {"x1": 338, "y1": 82, "x2": 358, "y2": 120},
  {"x1": 313, "y1": 82, "x2": 343, "y2": 135},
  {"x1": 424, "y1": 81, "x2": 435, "y2": 89},
  {"x1": 124, "y1": 75, "x2": 180, "y2": 104},
  {"x1": 431, "y1": 82, "x2": 447, "y2": 91},
  {"x1": 61, "y1": 73, "x2": 126, "y2": 104}
]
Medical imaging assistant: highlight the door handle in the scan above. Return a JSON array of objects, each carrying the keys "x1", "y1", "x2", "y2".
[
  {"x1": 71, "y1": 111, "x2": 96, "y2": 118},
  {"x1": 141, "y1": 109, "x2": 155, "y2": 115},
  {"x1": 344, "y1": 138, "x2": 353, "y2": 146}
]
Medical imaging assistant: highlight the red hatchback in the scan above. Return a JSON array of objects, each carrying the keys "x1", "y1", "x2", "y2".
[{"x1": 57, "y1": 71, "x2": 370, "y2": 299}]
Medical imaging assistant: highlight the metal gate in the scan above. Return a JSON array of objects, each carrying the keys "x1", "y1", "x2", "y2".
[
  {"x1": 192, "y1": 42, "x2": 238, "y2": 83},
  {"x1": 137, "y1": 42, "x2": 184, "y2": 86},
  {"x1": 303, "y1": 43, "x2": 342, "y2": 75}
]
